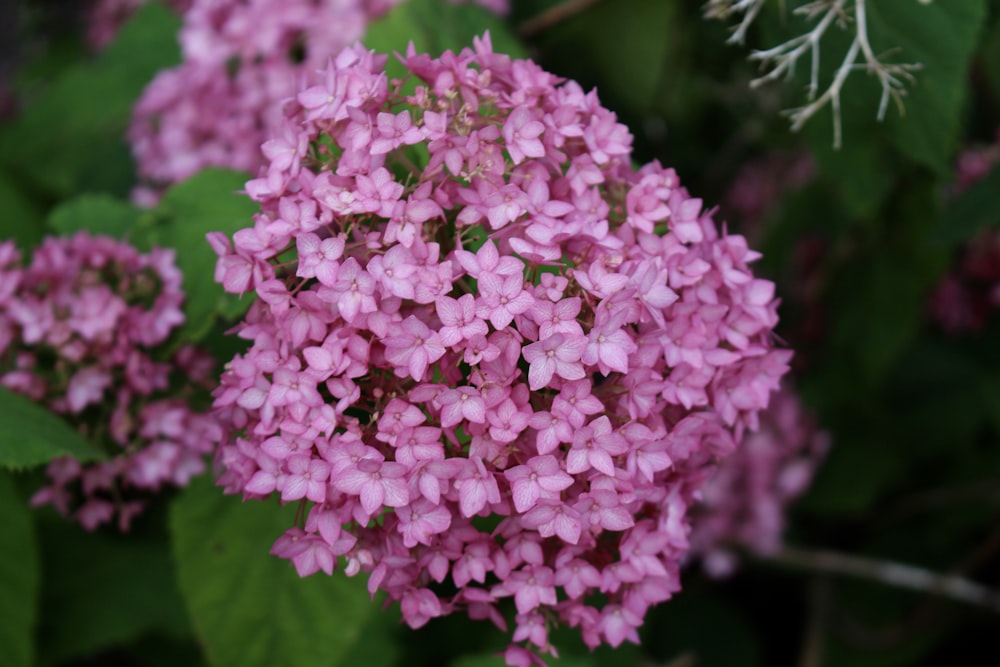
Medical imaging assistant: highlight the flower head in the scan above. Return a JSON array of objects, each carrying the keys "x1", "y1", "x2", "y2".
[{"x1": 211, "y1": 35, "x2": 787, "y2": 664}]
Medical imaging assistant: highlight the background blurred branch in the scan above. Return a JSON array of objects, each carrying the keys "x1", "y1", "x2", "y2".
[
  {"x1": 519, "y1": 0, "x2": 604, "y2": 38},
  {"x1": 767, "y1": 546, "x2": 1000, "y2": 612}
]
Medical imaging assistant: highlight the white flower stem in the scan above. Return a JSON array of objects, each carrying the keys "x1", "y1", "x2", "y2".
[{"x1": 707, "y1": 0, "x2": 922, "y2": 147}]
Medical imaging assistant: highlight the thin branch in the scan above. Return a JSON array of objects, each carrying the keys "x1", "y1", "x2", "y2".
[
  {"x1": 766, "y1": 546, "x2": 1000, "y2": 612},
  {"x1": 853, "y1": 0, "x2": 921, "y2": 121},
  {"x1": 519, "y1": 0, "x2": 605, "y2": 39},
  {"x1": 748, "y1": 0, "x2": 848, "y2": 100},
  {"x1": 705, "y1": 0, "x2": 769, "y2": 45},
  {"x1": 784, "y1": 34, "x2": 860, "y2": 148}
]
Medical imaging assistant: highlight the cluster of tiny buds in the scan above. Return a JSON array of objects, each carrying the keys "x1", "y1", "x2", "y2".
[{"x1": 210, "y1": 35, "x2": 788, "y2": 664}]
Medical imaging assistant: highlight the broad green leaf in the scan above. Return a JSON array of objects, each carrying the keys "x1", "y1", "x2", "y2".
[
  {"x1": 36, "y1": 517, "x2": 193, "y2": 664},
  {"x1": 826, "y1": 256, "x2": 927, "y2": 386},
  {"x1": 980, "y1": 17, "x2": 1000, "y2": 106},
  {"x1": 0, "y1": 172, "x2": 45, "y2": 252},
  {"x1": 532, "y1": 0, "x2": 674, "y2": 116},
  {"x1": 0, "y1": 473, "x2": 39, "y2": 667},
  {"x1": 0, "y1": 3, "x2": 181, "y2": 197},
  {"x1": 170, "y1": 474, "x2": 377, "y2": 667},
  {"x1": 806, "y1": 123, "x2": 896, "y2": 219},
  {"x1": 147, "y1": 169, "x2": 257, "y2": 343},
  {"x1": 0, "y1": 386, "x2": 104, "y2": 470},
  {"x1": 333, "y1": 608, "x2": 401, "y2": 667},
  {"x1": 932, "y1": 163, "x2": 1000, "y2": 244},
  {"x1": 47, "y1": 193, "x2": 143, "y2": 239},
  {"x1": 364, "y1": 0, "x2": 526, "y2": 79},
  {"x1": 868, "y1": 0, "x2": 987, "y2": 173}
]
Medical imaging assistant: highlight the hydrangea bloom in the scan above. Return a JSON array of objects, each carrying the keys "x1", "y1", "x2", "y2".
[
  {"x1": 127, "y1": 0, "x2": 508, "y2": 200},
  {"x1": 211, "y1": 36, "x2": 788, "y2": 663},
  {"x1": 688, "y1": 385, "x2": 829, "y2": 577},
  {"x1": 0, "y1": 233, "x2": 219, "y2": 531}
]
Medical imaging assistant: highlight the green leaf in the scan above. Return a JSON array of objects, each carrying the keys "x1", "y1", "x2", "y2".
[
  {"x1": 825, "y1": 255, "x2": 926, "y2": 386},
  {"x1": 364, "y1": 0, "x2": 526, "y2": 79},
  {"x1": 47, "y1": 193, "x2": 143, "y2": 239},
  {"x1": 932, "y1": 163, "x2": 1000, "y2": 244},
  {"x1": 532, "y1": 0, "x2": 675, "y2": 116},
  {"x1": 0, "y1": 473, "x2": 39, "y2": 667},
  {"x1": 980, "y1": 15, "x2": 1000, "y2": 105},
  {"x1": 148, "y1": 169, "x2": 258, "y2": 343},
  {"x1": 334, "y1": 608, "x2": 401, "y2": 667},
  {"x1": 868, "y1": 0, "x2": 987, "y2": 173},
  {"x1": 170, "y1": 475, "x2": 378, "y2": 667},
  {"x1": 0, "y1": 3, "x2": 182, "y2": 197},
  {"x1": 0, "y1": 171, "x2": 45, "y2": 252},
  {"x1": 37, "y1": 517, "x2": 193, "y2": 664},
  {"x1": 806, "y1": 124, "x2": 896, "y2": 219},
  {"x1": 0, "y1": 386, "x2": 104, "y2": 470}
]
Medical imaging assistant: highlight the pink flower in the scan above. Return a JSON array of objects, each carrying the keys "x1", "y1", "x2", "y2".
[
  {"x1": 454, "y1": 457, "x2": 502, "y2": 517},
  {"x1": 503, "y1": 106, "x2": 546, "y2": 164},
  {"x1": 504, "y1": 455, "x2": 574, "y2": 513},
  {"x1": 478, "y1": 273, "x2": 534, "y2": 329},
  {"x1": 383, "y1": 316, "x2": 446, "y2": 381},
  {"x1": 582, "y1": 311, "x2": 637, "y2": 375},
  {"x1": 282, "y1": 454, "x2": 331, "y2": 503},
  {"x1": 437, "y1": 294, "x2": 488, "y2": 346},
  {"x1": 522, "y1": 333, "x2": 587, "y2": 390},
  {"x1": 371, "y1": 110, "x2": 424, "y2": 155},
  {"x1": 396, "y1": 498, "x2": 452, "y2": 547},
  {"x1": 565, "y1": 416, "x2": 629, "y2": 477},
  {"x1": 333, "y1": 458, "x2": 409, "y2": 516}
]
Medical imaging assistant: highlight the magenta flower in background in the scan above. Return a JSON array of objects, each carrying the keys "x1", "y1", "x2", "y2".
[
  {"x1": 927, "y1": 129, "x2": 1000, "y2": 334},
  {"x1": 0, "y1": 233, "x2": 218, "y2": 531},
  {"x1": 210, "y1": 35, "x2": 788, "y2": 663}
]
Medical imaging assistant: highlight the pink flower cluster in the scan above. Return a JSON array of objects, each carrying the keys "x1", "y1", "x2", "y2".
[
  {"x1": 210, "y1": 36, "x2": 788, "y2": 663},
  {"x1": 0, "y1": 233, "x2": 219, "y2": 531},
  {"x1": 688, "y1": 385, "x2": 829, "y2": 577},
  {"x1": 127, "y1": 0, "x2": 508, "y2": 200}
]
